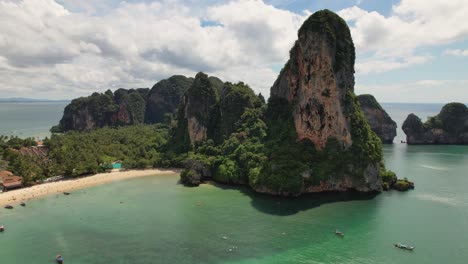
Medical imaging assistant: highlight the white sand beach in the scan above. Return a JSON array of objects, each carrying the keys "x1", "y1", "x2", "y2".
[{"x1": 0, "y1": 169, "x2": 179, "y2": 207}]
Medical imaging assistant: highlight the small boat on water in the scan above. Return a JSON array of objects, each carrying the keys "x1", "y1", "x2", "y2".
[
  {"x1": 63, "y1": 192, "x2": 70, "y2": 195},
  {"x1": 4, "y1": 205, "x2": 13, "y2": 209},
  {"x1": 0, "y1": 225, "x2": 4, "y2": 232},
  {"x1": 335, "y1": 230, "x2": 345, "y2": 237},
  {"x1": 20, "y1": 202, "x2": 26, "y2": 207},
  {"x1": 394, "y1": 243, "x2": 415, "y2": 251},
  {"x1": 56, "y1": 255, "x2": 64, "y2": 263}
]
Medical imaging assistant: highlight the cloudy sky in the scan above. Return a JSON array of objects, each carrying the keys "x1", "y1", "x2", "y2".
[{"x1": 0, "y1": 0, "x2": 467, "y2": 103}]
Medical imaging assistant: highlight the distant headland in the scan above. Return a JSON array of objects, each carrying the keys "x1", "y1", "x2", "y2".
[
  {"x1": 403, "y1": 102, "x2": 468, "y2": 144},
  {"x1": 0, "y1": 98, "x2": 69, "y2": 103}
]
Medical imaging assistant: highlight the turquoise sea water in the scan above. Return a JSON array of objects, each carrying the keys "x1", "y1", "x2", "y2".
[
  {"x1": 1, "y1": 145, "x2": 468, "y2": 264},
  {"x1": 1, "y1": 103, "x2": 468, "y2": 263},
  {"x1": 0, "y1": 102, "x2": 68, "y2": 139}
]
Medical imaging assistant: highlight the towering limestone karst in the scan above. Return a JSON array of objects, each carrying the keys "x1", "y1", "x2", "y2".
[
  {"x1": 177, "y1": 10, "x2": 387, "y2": 195},
  {"x1": 357, "y1": 94, "x2": 397, "y2": 144},
  {"x1": 55, "y1": 76, "x2": 194, "y2": 132},
  {"x1": 402, "y1": 102, "x2": 468, "y2": 144},
  {"x1": 171, "y1": 72, "x2": 263, "y2": 153},
  {"x1": 254, "y1": 9, "x2": 384, "y2": 195},
  {"x1": 57, "y1": 89, "x2": 147, "y2": 132},
  {"x1": 173, "y1": 72, "x2": 221, "y2": 151},
  {"x1": 144, "y1": 75, "x2": 194, "y2": 124}
]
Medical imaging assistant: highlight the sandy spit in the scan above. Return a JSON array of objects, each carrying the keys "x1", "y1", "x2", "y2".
[{"x1": 0, "y1": 169, "x2": 180, "y2": 207}]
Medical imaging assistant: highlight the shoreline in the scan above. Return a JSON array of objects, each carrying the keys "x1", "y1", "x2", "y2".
[{"x1": 0, "y1": 168, "x2": 180, "y2": 207}]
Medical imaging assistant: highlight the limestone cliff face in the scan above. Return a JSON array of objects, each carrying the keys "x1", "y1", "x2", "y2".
[
  {"x1": 59, "y1": 92, "x2": 116, "y2": 131},
  {"x1": 60, "y1": 105, "x2": 97, "y2": 131},
  {"x1": 357, "y1": 94, "x2": 397, "y2": 144},
  {"x1": 171, "y1": 74, "x2": 264, "y2": 157},
  {"x1": 111, "y1": 103, "x2": 131, "y2": 125},
  {"x1": 176, "y1": 72, "x2": 220, "y2": 146},
  {"x1": 271, "y1": 14, "x2": 354, "y2": 150},
  {"x1": 57, "y1": 76, "x2": 192, "y2": 132},
  {"x1": 145, "y1": 75, "x2": 193, "y2": 124},
  {"x1": 403, "y1": 103, "x2": 468, "y2": 144},
  {"x1": 112, "y1": 88, "x2": 148, "y2": 125},
  {"x1": 59, "y1": 89, "x2": 149, "y2": 132},
  {"x1": 256, "y1": 10, "x2": 383, "y2": 195}
]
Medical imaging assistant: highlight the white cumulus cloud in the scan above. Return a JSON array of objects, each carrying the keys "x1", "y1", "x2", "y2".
[
  {"x1": 339, "y1": 0, "x2": 468, "y2": 74},
  {"x1": 1, "y1": 0, "x2": 467, "y2": 102},
  {"x1": 0, "y1": 0, "x2": 308, "y2": 99}
]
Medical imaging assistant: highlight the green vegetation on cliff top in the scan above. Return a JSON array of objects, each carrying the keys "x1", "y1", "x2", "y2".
[
  {"x1": 145, "y1": 75, "x2": 193, "y2": 124},
  {"x1": 298, "y1": 9, "x2": 355, "y2": 73},
  {"x1": 56, "y1": 76, "x2": 194, "y2": 132},
  {"x1": 357, "y1": 94, "x2": 384, "y2": 111},
  {"x1": 403, "y1": 102, "x2": 468, "y2": 135}
]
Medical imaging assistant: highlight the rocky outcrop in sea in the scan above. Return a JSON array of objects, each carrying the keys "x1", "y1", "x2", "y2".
[
  {"x1": 255, "y1": 9, "x2": 384, "y2": 195},
  {"x1": 402, "y1": 102, "x2": 468, "y2": 144}
]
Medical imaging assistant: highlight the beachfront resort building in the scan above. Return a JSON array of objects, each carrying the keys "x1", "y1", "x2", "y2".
[{"x1": 0, "y1": 171, "x2": 23, "y2": 191}]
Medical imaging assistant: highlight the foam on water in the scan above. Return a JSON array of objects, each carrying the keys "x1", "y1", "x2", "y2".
[
  {"x1": 420, "y1": 164, "x2": 450, "y2": 171},
  {"x1": 415, "y1": 194, "x2": 462, "y2": 206}
]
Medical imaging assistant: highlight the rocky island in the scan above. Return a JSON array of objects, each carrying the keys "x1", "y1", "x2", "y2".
[
  {"x1": 176, "y1": 10, "x2": 397, "y2": 196},
  {"x1": 402, "y1": 102, "x2": 468, "y2": 144},
  {"x1": 2, "y1": 10, "x2": 412, "y2": 197},
  {"x1": 357, "y1": 94, "x2": 397, "y2": 143}
]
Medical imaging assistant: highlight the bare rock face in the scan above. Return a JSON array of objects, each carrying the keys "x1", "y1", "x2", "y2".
[
  {"x1": 68, "y1": 107, "x2": 97, "y2": 131},
  {"x1": 402, "y1": 103, "x2": 468, "y2": 144},
  {"x1": 271, "y1": 12, "x2": 354, "y2": 150},
  {"x1": 58, "y1": 89, "x2": 148, "y2": 131},
  {"x1": 59, "y1": 92, "x2": 116, "y2": 131},
  {"x1": 271, "y1": 10, "x2": 355, "y2": 137},
  {"x1": 111, "y1": 103, "x2": 131, "y2": 125},
  {"x1": 256, "y1": 10, "x2": 383, "y2": 196},
  {"x1": 111, "y1": 88, "x2": 148, "y2": 126},
  {"x1": 357, "y1": 94, "x2": 397, "y2": 144},
  {"x1": 187, "y1": 116, "x2": 208, "y2": 144},
  {"x1": 176, "y1": 72, "x2": 220, "y2": 147}
]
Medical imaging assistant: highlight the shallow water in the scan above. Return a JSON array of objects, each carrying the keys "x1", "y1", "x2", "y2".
[{"x1": 1, "y1": 143, "x2": 468, "y2": 263}]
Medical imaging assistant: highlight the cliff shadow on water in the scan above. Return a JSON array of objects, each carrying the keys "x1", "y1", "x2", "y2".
[{"x1": 207, "y1": 181, "x2": 378, "y2": 216}]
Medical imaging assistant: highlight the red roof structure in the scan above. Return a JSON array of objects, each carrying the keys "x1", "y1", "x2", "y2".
[{"x1": 1, "y1": 176, "x2": 23, "y2": 190}]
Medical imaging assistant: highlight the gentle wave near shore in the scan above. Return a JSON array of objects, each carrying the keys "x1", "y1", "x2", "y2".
[{"x1": 0, "y1": 169, "x2": 180, "y2": 207}]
